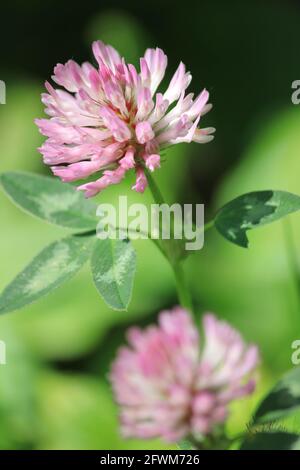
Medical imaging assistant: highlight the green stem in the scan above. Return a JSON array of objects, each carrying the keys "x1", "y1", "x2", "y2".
[
  {"x1": 172, "y1": 261, "x2": 194, "y2": 312},
  {"x1": 144, "y1": 168, "x2": 165, "y2": 206},
  {"x1": 203, "y1": 219, "x2": 214, "y2": 232},
  {"x1": 283, "y1": 218, "x2": 300, "y2": 313},
  {"x1": 145, "y1": 169, "x2": 194, "y2": 312}
]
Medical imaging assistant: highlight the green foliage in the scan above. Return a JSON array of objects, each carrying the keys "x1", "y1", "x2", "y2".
[
  {"x1": 0, "y1": 82, "x2": 44, "y2": 174},
  {"x1": 188, "y1": 108, "x2": 300, "y2": 377},
  {"x1": 177, "y1": 439, "x2": 195, "y2": 450},
  {"x1": 91, "y1": 238, "x2": 136, "y2": 311},
  {"x1": 215, "y1": 191, "x2": 300, "y2": 248},
  {"x1": 0, "y1": 236, "x2": 94, "y2": 314},
  {"x1": 254, "y1": 367, "x2": 300, "y2": 424},
  {"x1": 2, "y1": 7, "x2": 300, "y2": 448},
  {"x1": 237, "y1": 367, "x2": 300, "y2": 449},
  {"x1": 85, "y1": 10, "x2": 149, "y2": 65},
  {"x1": 0, "y1": 325, "x2": 38, "y2": 449},
  {"x1": 0, "y1": 172, "x2": 139, "y2": 313},
  {"x1": 240, "y1": 432, "x2": 300, "y2": 450},
  {"x1": 37, "y1": 372, "x2": 171, "y2": 450},
  {"x1": 0, "y1": 171, "x2": 98, "y2": 231}
]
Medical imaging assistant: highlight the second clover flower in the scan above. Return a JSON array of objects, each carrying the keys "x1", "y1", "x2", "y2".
[
  {"x1": 110, "y1": 308, "x2": 259, "y2": 444},
  {"x1": 36, "y1": 41, "x2": 215, "y2": 197}
]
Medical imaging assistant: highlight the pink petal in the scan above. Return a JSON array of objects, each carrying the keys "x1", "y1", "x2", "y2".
[
  {"x1": 132, "y1": 167, "x2": 148, "y2": 192},
  {"x1": 119, "y1": 146, "x2": 136, "y2": 170},
  {"x1": 163, "y1": 62, "x2": 192, "y2": 104},
  {"x1": 143, "y1": 153, "x2": 161, "y2": 172},
  {"x1": 143, "y1": 48, "x2": 168, "y2": 95},
  {"x1": 78, "y1": 166, "x2": 126, "y2": 197},
  {"x1": 135, "y1": 121, "x2": 155, "y2": 144}
]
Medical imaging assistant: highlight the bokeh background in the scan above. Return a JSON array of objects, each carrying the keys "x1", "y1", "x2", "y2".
[{"x1": 1, "y1": 0, "x2": 300, "y2": 449}]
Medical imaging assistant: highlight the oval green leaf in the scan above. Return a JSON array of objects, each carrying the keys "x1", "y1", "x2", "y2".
[
  {"x1": 215, "y1": 190, "x2": 300, "y2": 247},
  {"x1": 0, "y1": 236, "x2": 94, "y2": 314},
  {"x1": 0, "y1": 171, "x2": 97, "y2": 231},
  {"x1": 91, "y1": 238, "x2": 136, "y2": 311},
  {"x1": 253, "y1": 367, "x2": 300, "y2": 424},
  {"x1": 240, "y1": 432, "x2": 300, "y2": 450}
]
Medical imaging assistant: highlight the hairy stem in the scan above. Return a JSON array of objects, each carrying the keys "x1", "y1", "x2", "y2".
[
  {"x1": 145, "y1": 170, "x2": 194, "y2": 311},
  {"x1": 145, "y1": 168, "x2": 165, "y2": 206},
  {"x1": 172, "y1": 261, "x2": 194, "y2": 312}
]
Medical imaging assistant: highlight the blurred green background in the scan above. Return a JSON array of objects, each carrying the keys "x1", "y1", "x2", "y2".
[{"x1": 1, "y1": 0, "x2": 300, "y2": 449}]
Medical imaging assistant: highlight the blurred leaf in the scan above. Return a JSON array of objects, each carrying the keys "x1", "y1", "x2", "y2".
[
  {"x1": 28, "y1": 240, "x2": 172, "y2": 361},
  {"x1": 2, "y1": 237, "x2": 172, "y2": 362},
  {"x1": 0, "y1": 324, "x2": 38, "y2": 449},
  {"x1": 0, "y1": 171, "x2": 97, "y2": 231},
  {"x1": 91, "y1": 238, "x2": 136, "y2": 311},
  {"x1": 177, "y1": 439, "x2": 195, "y2": 450},
  {"x1": 254, "y1": 367, "x2": 300, "y2": 424},
  {"x1": 0, "y1": 82, "x2": 44, "y2": 174},
  {"x1": 85, "y1": 10, "x2": 149, "y2": 65},
  {"x1": 37, "y1": 372, "x2": 171, "y2": 450},
  {"x1": 215, "y1": 190, "x2": 300, "y2": 248},
  {"x1": 188, "y1": 108, "x2": 300, "y2": 371},
  {"x1": 240, "y1": 432, "x2": 300, "y2": 450},
  {"x1": 0, "y1": 235, "x2": 94, "y2": 314}
]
